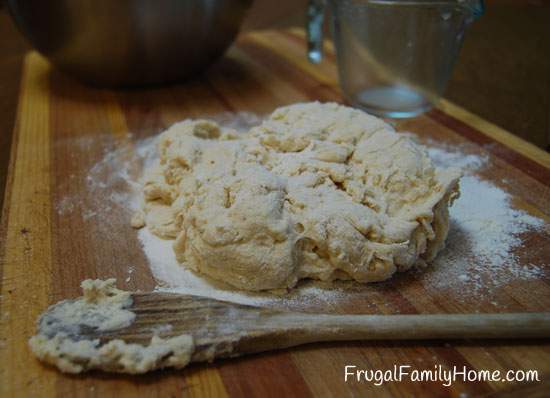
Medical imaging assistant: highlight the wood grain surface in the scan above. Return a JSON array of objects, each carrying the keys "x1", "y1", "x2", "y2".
[{"x1": 1, "y1": 29, "x2": 549, "y2": 398}]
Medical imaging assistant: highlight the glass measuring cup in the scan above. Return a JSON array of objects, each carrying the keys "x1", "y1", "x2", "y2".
[{"x1": 307, "y1": 0, "x2": 484, "y2": 118}]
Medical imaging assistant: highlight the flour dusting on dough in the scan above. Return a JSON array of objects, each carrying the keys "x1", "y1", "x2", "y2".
[{"x1": 137, "y1": 102, "x2": 461, "y2": 291}]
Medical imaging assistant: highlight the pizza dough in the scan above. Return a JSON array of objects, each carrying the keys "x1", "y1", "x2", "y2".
[{"x1": 136, "y1": 102, "x2": 461, "y2": 291}]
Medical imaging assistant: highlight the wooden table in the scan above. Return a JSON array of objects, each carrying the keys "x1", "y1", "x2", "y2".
[{"x1": 1, "y1": 29, "x2": 549, "y2": 398}]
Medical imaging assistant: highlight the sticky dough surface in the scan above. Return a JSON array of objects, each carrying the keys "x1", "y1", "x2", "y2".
[{"x1": 139, "y1": 102, "x2": 461, "y2": 291}]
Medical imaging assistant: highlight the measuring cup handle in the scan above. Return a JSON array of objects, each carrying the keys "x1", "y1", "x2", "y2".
[{"x1": 306, "y1": 0, "x2": 325, "y2": 64}]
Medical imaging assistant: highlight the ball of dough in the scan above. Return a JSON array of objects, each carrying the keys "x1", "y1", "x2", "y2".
[{"x1": 138, "y1": 102, "x2": 461, "y2": 291}]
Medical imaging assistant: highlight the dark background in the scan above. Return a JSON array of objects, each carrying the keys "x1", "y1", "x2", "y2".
[{"x1": 1, "y1": 0, "x2": 549, "y2": 210}]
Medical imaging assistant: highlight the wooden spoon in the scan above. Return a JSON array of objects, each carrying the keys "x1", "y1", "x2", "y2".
[{"x1": 31, "y1": 292, "x2": 550, "y2": 374}]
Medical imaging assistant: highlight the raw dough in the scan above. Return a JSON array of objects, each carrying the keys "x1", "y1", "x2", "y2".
[
  {"x1": 137, "y1": 102, "x2": 461, "y2": 291},
  {"x1": 29, "y1": 279, "x2": 194, "y2": 374}
]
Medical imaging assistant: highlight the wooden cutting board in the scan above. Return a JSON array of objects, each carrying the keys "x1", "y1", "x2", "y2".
[{"x1": 1, "y1": 29, "x2": 549, "y2": 398}]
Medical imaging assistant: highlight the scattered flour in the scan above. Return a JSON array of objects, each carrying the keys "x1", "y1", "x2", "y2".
[
  {"x1": 125, "y1": 266, "x2": 134, "y2": 283},
  {"x1": 427, "y1": 175, "x2": 546, "y2": 294},
  {"x1": 418, "y1": 141, "x2": 547, "y2": 297},
  {"x1": 77, "y1": 114, "x2": 548, "y2": 308},
  {"x1": 426, "y1": 146, "x2": 489, "y2": 172}
]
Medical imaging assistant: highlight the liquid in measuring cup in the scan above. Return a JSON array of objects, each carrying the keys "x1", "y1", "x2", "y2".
[{"x1": 352, "y1": 85, "x2": 432, "y2": 118}]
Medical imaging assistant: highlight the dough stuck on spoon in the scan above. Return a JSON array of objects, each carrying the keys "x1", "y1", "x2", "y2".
[{"x1": 135, "y1": 102, "x2": 461, "y2": 291}]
